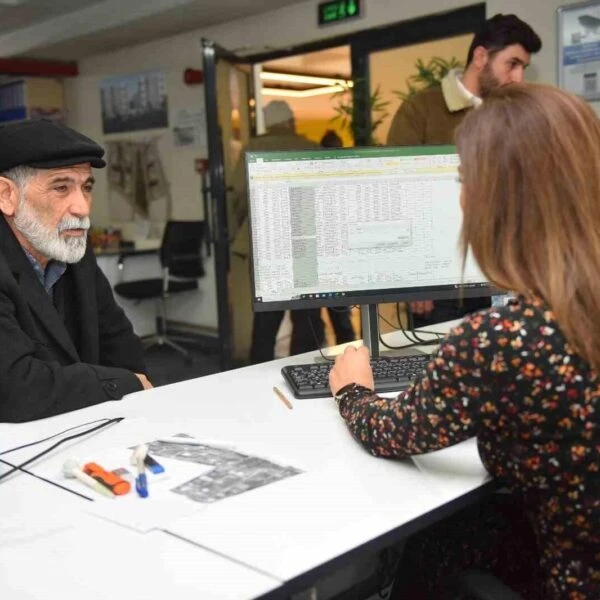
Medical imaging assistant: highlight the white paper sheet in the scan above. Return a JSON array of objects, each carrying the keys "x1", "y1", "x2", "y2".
[
  {"x1": 60, "y1": 434, "x2": 303, "y2": 533},
  {"x1": 411, "y1": 437, "x2": 490, "y2": 496}
]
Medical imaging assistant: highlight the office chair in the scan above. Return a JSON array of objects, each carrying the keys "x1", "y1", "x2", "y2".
[{"x1": 114, "y1": 220, "x2": 206, "y2": 362}]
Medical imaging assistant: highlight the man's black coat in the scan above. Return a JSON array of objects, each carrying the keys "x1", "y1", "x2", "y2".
[{"x1": 0, "y1": 216, "x2": 145, "y2": 422}]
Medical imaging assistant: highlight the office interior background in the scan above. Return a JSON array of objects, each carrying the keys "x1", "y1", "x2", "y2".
[
  {"x1": 0, "y1": 0, "x2": 591, "y2": 377},
  {"x1": 0, "y1": 1, "x2": 597, "y2": 598}
]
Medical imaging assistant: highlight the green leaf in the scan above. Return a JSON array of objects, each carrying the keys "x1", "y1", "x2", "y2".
[{"x1": 391, "y1": 55, "x2": 464, "y2": 102}]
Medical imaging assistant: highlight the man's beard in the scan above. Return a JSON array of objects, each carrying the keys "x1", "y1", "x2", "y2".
[
  {"x1": 13, "y1": 195, "x2": 90, "y2": 264},
  {"x1": 478, "y1": 62, "x2": 502, "y2": 98}
]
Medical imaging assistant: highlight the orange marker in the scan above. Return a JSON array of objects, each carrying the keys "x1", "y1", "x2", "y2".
[{"x1": 83, "y1": 462, "x2": 131, "y2": 496}]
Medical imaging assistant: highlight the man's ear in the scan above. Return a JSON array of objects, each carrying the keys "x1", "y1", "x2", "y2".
[
  {"x1": 471, "y1": 46, "x2": 489, "y2": 70},
  {"x1": 0, "y1": 177, "x2": 19, "y2": 217}
]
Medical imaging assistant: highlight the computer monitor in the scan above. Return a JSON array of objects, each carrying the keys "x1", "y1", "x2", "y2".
[{"x1": 246, "y1": 145, "x2": 493, "y2": 355}]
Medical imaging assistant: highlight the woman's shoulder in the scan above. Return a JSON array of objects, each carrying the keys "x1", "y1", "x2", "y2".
[{"x1": 447, "y1": 296, "x2": 558, "y2": 348}]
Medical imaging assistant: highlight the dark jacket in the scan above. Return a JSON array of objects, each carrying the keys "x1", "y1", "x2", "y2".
[
  {"x1": 387, "y1": 69, "x2": 473, "y2": 146},
  {"x1": 0, "y1": 216, "x2": 145, "y2": 422}
]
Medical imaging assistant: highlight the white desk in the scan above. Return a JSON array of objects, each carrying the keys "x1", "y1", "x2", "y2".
[
  {"x1": 0, "y1": 324, "x2": 492, "y2": 599},
  {"x1": 0, "y1": 476, "x2": 280, "y2": 600}
]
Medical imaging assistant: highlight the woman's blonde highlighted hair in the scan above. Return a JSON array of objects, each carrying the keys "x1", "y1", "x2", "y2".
[{"x1": 455, "y1": 83, "x2": 600, "y2": 369}]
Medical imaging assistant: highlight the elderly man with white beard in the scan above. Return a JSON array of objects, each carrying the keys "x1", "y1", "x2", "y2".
[{"x1": 0, "y1": 119, "x2": 152, "y2": 423}]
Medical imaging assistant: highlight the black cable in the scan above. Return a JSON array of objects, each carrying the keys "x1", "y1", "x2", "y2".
[
  {"x1": 0, "y1": 457, "x2": 93, "y2": 501},
  {"x1": 306, "y1": 305, "x2": 362, "y2": 362},
  {"x1": 403, "y1": 302, "x2": 446, "y2": 340},
  {"x1": 407, "y1": 307, "x2": 440, "y2": 342},
  {"x1": 306, "y1": 312, "x2": 336, "y2": 362},
  {"x1": 395, "y1": 303, "x2": 421, "y2": 344},
  {"x1": 397, "y1": 304, "x2": 440, "y2": 344},
  {"x1": 0, "y1": 416, "x2": 124, "y2": 483},
  {"x1": 378, "y1": 311, "x2": 420, "y2": 349},
  {"x1": 412, "y1": 328, "x2": 447, "y2": 337},
  {"x1": 395, "y1": 303, "x2": 416, "y2": 342},
  {"x1": 406, "y1": 308, "x2": 431, "y2": 344},
  {"x1": 376, "y1": 307, "x2": 441, "y2": 350},
  {"x1": 0, "y1": 417, "x2": 119, "y2": 456},
  {"x1": 402, "y1": 305, "x2": 445, "y2": 345}
]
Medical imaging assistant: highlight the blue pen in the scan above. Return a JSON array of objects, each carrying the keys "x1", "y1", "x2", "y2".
[
  {"x1": 135, "y1": 472, "x2": 148, "y2": 498},
  {"x1": 133, "y1": 445, "x2": 149, "y2": 498}
]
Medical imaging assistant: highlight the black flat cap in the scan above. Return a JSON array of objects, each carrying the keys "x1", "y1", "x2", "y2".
[{"x1": 0, "y1": 119, "x2": 106, "y2": 173}]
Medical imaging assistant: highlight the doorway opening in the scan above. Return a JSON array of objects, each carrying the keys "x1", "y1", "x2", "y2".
[{"x1": 260, "y1": 45, "x2": 352, "y2": 146}]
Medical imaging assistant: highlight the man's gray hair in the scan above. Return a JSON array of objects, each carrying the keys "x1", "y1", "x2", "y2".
[{"x1": 1, "y1": 165, "x2": 39, "y2": 192}]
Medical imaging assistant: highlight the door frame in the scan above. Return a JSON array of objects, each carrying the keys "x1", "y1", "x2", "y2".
[{"x1": 202, "y1": 39, "x2": 255, "y2": 370}]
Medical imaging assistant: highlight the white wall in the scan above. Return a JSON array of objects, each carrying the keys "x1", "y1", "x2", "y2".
[{"x1": 65, "y1": 41, "x2": 207, "y2": 228}]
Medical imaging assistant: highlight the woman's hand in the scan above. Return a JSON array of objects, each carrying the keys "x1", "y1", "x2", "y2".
[{"x1": 329, "y1": 345, "x2": 375, "y2": 395}]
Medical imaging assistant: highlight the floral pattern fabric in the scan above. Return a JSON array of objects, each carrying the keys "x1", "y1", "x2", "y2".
[{"x1": 338, "y1": 297, "x2": 600, "y2": 599}]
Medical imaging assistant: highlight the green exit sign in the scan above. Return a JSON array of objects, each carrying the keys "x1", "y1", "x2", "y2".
[{"x1": 318, "y1": 0, "x2": 361, "y2": 26}]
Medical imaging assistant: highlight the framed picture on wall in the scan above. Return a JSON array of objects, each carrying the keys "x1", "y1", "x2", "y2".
[
  {"x1": 100, "y1": 70, "x2": 169, "y2": 134},
  {"x1": 558, "y1": 1, "x2": 600, "y2": 101}
]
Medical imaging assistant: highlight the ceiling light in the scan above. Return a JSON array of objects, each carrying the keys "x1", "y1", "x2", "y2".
[
  {"x1": 262, "y1": 85, "x2": 348, "y2": 98},
  {"x1": 261, "y1": 71, "x2": 352, "y2": 88}
]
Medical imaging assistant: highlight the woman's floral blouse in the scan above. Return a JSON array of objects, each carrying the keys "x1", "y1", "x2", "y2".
[{"x1": 338, "y1": 297, "x2": 599, "y2": 599}]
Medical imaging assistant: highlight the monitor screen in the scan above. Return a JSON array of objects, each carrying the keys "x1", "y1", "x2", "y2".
[{"x1": 246, "y1": 145, "x2": 492, "y2": 312}]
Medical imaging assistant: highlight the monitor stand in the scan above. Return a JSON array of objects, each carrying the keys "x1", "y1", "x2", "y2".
[{"x1": 361, "y1": 304, "x2": 381, "y2": 358}]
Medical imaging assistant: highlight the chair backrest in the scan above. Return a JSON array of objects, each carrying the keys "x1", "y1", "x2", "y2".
[{"x1": 160, "y1": 220, "x2": 206, "y2": 278}]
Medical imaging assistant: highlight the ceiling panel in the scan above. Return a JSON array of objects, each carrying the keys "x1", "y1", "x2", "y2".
[
  {"x1": 0, "y1": 0, "x2": 308, "y2": 60},
  {"x1": 0, "y1": 0, "x2": 104, "y2": 34}
]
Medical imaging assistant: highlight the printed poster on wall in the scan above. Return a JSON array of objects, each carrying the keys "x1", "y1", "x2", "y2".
[
  {"x1": 558, "y1": 1, "x2": 600, "y2": 101},
  {"x1": 100, "y1": 69, "x2": 169, "y2": 134},
  {"x1": 172, "y1": 106, "x2": 207, "y2": 151},
  {"x1": 106, "y1": 139, "x2": 170, "y2": 223}
]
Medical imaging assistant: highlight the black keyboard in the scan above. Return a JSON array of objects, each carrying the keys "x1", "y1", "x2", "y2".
[{"x1": 281, "y1": 354, "x2": 431, "y2": 399}]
